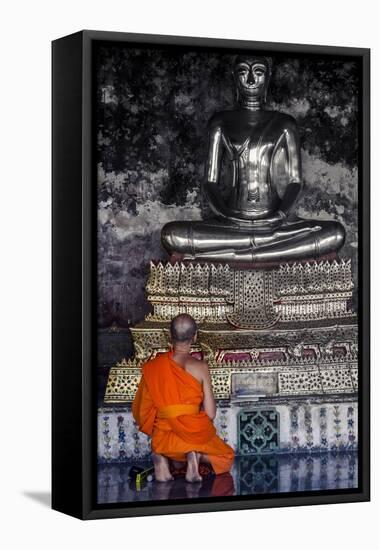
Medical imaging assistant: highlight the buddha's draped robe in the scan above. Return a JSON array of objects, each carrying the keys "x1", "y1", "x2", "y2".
[{"x1": 132, "y1": 351, "x2": 234, "y2": 475}]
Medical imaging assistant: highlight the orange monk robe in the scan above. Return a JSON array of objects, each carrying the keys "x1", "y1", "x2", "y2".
[{"x1": 132, "y1": 351, "x2": 234, "y2": 475}]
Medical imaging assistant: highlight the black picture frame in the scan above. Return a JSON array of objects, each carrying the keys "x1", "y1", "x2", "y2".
[{"x1": 52, "y1": 30, "x2": 370, "y2": 520}]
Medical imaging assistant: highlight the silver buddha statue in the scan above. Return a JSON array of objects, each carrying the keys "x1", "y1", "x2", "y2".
[{"x1": 161, "y1": 55, "x2": 345, "y2": 263}]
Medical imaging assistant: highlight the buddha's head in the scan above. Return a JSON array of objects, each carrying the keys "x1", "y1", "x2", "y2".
[{"x1": 233, "y1": 55, "x2": 272, "y2": 105}]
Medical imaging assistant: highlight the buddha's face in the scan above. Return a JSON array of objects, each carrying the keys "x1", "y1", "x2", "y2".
[{"x1": 233, "y1": 57, "x2": 270, "y2": 100}]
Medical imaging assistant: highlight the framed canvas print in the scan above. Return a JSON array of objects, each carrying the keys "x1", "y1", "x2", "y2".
[{"x1": 52, "y1": 30, "x2": 370, "y2": 519}]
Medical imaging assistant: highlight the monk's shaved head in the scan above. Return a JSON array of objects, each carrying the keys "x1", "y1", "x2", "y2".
[{"x1": 170, "y1": 314, "x2": 197, "y2": 343}]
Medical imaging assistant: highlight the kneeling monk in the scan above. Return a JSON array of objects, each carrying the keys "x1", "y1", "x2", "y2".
[{"x1": 132, "y1": 314, "x2": 235, "y2": 483}]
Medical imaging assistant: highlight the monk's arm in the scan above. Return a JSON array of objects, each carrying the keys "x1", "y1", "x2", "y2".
[
  {"x1": 201, "y1": 363, "x2": 217, "y2": 420},
  {"x1": 131, "y1": 375, "x2": 157, "y2": 436}
]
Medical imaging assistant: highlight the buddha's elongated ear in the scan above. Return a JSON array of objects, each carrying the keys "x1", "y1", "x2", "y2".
[
  {"x1": 264, "y1": 56, "x2": 273, "y2": 75},
  {"x1": 263, "y1": 81, "x2": 269, "y2": 104},
  {"x1": 263, "y1": 57, "x2": 273, "y2": 103},
  {"x1": 231, "y1": 69, "x2": 239, "y2": 103}
]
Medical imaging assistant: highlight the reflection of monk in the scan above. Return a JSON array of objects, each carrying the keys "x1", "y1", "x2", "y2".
[{"x1": 132, "y1": 314, "x2": 235, "y2": 483}]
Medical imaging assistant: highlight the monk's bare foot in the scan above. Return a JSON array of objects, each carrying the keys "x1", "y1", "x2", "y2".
[
  {"x1": 152, "y1": 453, "x2": 174, "y2": 482},
  {"x1": 185, "y1": 451, "x2": 202, "y2": 483}
]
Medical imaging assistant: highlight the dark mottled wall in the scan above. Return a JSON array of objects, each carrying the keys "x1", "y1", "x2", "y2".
[{"x1": 96, "y1": 45, "x2": 359, "y2": 367}]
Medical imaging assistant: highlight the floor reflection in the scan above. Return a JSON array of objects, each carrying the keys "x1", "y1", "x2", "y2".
[{"x1": 97, "y1": 451, "x2": 358, "y2": 504}]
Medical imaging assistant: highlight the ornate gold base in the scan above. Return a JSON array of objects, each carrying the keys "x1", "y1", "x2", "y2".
[
  {"x1": 145, "y1": 259, "x2": 354, "y2": 328},
  {"x1": 104, "y1": 259, "x2": 357, "y2": 404}
]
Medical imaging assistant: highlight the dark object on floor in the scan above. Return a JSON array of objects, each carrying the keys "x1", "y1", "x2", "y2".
[{"x1": 128, "y1": 465, "x2": 155, "y2": 487}]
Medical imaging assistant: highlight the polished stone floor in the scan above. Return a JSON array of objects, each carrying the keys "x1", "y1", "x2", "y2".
[{"x1": 97, "y1": 451, "x2": 358, "y2": 504}]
